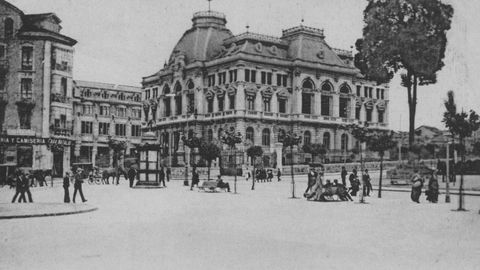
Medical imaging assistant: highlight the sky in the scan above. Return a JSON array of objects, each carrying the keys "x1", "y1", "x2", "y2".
[{"x1": 8, "y1": 0, "x2": 480, "y2": 132}]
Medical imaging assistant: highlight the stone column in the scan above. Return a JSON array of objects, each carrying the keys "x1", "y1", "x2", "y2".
[
  {"x1": 255, "y1": 94, "x2": 262, "y2": 112},
  {"x1": 274, "y1": 142, "x2": 283, "y2": 171},
  {"x1": 237, "y1": 84, "x2": 245, "y2": 111},
  {"x1": 92, "y1": 145, "x2": 97, "y2": 167},
  {"x1": 171, "y1": 97, "x2": 176, "y2": 117},
  {"x1": 314, "y1": 92, "x2": 321, "y2": 115},
  {"x1": 332, "y1": 94, "x2": 339, "y2": 117},
  {"x1": 271, "y1": 94, "x2": 278, "y2": 113}
]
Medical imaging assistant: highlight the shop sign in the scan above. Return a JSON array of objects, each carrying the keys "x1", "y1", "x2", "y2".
[{"x1": 0, "y1": 136, "x2": 72, "y2": 146}]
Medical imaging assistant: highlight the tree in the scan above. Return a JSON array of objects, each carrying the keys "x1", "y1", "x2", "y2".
[
  {"x1": 282, "y1": 131, "x2": 302, "y2": 198},
  {"x1": 221, "y1": 128, "x2": 243, "y2": 193},
  {"x1": 198, "y1": 140, "x2": 221, "y2": 181},
  {"x1": 443, "y1": 92, "x2": 480, "y2": 210},
  {"x1": 368, "y1": 132, "x2": 397, "y2": 198},
  {"x1": 108, "y1": 138, "x2": 127, "y2": 168},
  {"x1": 472, "y1": 142, "x2": 480, "y2": 156},
  {"x1": 348, "y1": 124, "x2": 370, "y2": 203},
  {"x1": 246, "y1": 146, "x2": 263, "y2": 190},
  {"x1": 355, "y1": 0, "x2": 454, "y2": 146},
  {"x1": 182, "y1": 133, "x2": 202, "y2": 185},
  {"x1": 302, "y1": 143, "x2": 327, "y2": 163}
]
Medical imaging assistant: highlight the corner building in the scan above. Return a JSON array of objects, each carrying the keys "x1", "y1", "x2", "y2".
[
  {"x1": 0, "y1": 0, "x2": 76, "y2": 179},
  {"x1": 142, "y1": 10, "x2": 389, "y2": 170}
]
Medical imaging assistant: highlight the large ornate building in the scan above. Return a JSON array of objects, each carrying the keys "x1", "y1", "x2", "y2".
[
  {"x1": 0, "y1": 0, "x2": 76, "y2": 179},
  {"x1": 72, "y1": 80, "x2": 142, "y2": 168},
  {"x1": 141, "y1": 10, "x2": 389, "y2": 170}
]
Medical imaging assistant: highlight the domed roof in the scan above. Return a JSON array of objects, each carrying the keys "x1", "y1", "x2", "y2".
[{"x1": 169, "y1": 11, "x2": 233, "y2": 65}]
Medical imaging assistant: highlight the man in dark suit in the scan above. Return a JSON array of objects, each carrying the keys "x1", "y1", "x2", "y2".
[
  {"x1": 63, "y1": 172, "x2": 71, "y2": 203},
  {"x1": 166, "y1": 167, "x2": 171, "y2": 182},
  {"x1": 190, "y1": 167, "x2": 199, "y2": 190},
  {"x1": 127, "y1": 167, "x2": 137, "y2": 188},
  {"x1": 159, "y1": 167, "x2": 166, "y2": 187},
  {"x1": 73, "y1": 169, "x2": 87, "y2": 203},
  {"x1": 18, "y1": 171, "x2": 33, "y2": 203},
  {"x1": 11, "y1": 170, "x2": 23, "y2": 203}
]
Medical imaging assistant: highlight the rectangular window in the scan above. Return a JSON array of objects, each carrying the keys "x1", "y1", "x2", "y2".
[
  {"x1": 17, "y1": 145, "x2": 33, "y2": 167},
  {"x1": 244, "y1": 69, "x2": 250, "y2": 82},
  {"x1": 278, "y1": 99, "x2": 286, "y2": 113},
  {"x1": 267, "y1": 73, "x2": 272, "y2": 85},
  {"x1": 364, "y1": 87, "x2": 368, "y2": 98},
  {"x1": 355, "y1": 107, "x2": 361, "y2": 120},
  {"x1": 118, "y1": 107, "x2": 126, "y2": 117},
  {"x1": 187, "y1": 94, "x2": 195, "y2": 113},
  {"x1": 251, "y1": 70, "x2": 257, "y2": 83},
  {"x1": 100, "y1": 106, "x2": 109, "y2": 116},
  {"x1": 276, "y1": 74, "x2": 282, "y2": 86},
  {"x1": 165, "y1": 98, "x2": 171, "y2": 117},
  {"x1": 0, "y1": 44, "x2": 6, "y2": 59},
  {"x1": 366, "y1": 109, "x2": 372, "y2": 122},
  {"x1": 261, "y1": 72, "x2": 266, "y2": 84},
  {"x1": 207, "y1": 99, "x2": 214, "y2": 113},
  {"x1": 246, "y1": 96, "x2": 255, "y2": 110},
  {"x1": 356, "y1": 85, "x2": 361, "y2": 96},
  {"x1": 229, "y1": 95, "x2": 235, "y2": 110},
  {"x1": 218, "y1": 97, "x2": 224, "y2": 112},
  {"x1": 263, "y1": 98, "x2": 271, "y2": 112},
  {"x1": 115, "y1": 124, "x2": 126, "y2": 136},
  {"x1": 99, "y1": 122, "x2": 110, "y2": 135},
  {"x1": 376, "y1": 88, "x2": 380, "y2": 99},
  {"x1": 153, "y1": 87, "x2": 158, "y2": 98},
  {"x1": 302, "y1": 93, "x2": 312, "y2": 114},
  {"x1": 321, "y1": 95, "x2": 330, "y2": 116},
  {"x1": 218, "y1": 72, "x2": 226, "y2": 85},
  {"x1": 369, "y1": 87, "x2": 373, "y2": 98},
  {"x1": 132, "y1": 108, "x2": 141, "y2": 119},
  {"x1": 208, "y1": 75, "x2": 216, "y2": 87},
  {"x1": 339, "y1": 97, "x2": 349, "y2": 118},
  {"x1": 21, "y1": 47, "x2": 33, "y2": 70},
  {"x1": 175, "y1": 96, "x2": 182, "y2": 115},
  {"x1": 378, "y1": 110, "x2": 384, "y2": 123},
  {"x1": 81, "y1": 121, "x2": 93, "y2": 134},
  {"x1": 20, "y1": 78, "x2": 33, "y2": 99},
  {"x1": 229, "y1": 70, "x2": 237, "y2": 83},
  {"x1": 131, "y1": 125, "x2": 141, "y2": 137},
  {"x1": 282, "y1": 75, "x2": 288, "y2": 87},
  {"x1": 381, "y1": 89, "x2": 385, "y2": 99}
]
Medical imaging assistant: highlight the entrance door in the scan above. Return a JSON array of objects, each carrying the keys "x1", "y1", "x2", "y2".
[{"x1": 53, "y1": 152, "x2": 64, "y2": 177}]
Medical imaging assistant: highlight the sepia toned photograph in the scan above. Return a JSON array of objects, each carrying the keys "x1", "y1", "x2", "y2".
[{"x1": 0, "y1": 0, "x2": 479, "y2": 269}]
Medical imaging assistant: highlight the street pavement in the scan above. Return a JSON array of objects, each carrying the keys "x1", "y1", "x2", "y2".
[{"x1": 1, "y1": 175, "x2": 479, "y2": 270}]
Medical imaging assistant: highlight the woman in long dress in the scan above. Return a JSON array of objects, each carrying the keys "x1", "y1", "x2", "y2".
[
  {"x1": 410, "y1": 170, "x2": 423, "y2": 203},
  {"x1": 426, "y1": 172, "x2": 439, "y2": 203}
]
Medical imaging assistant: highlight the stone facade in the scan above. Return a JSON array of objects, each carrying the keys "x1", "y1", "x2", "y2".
[
  {"x1": 72, "y1": 80, "x2": 142, "y2": 168},
  {"x1": 0, "y1": 0, "x2": 76, "y2": 178},
  {"x1": 141, "y1": 10, "x2": 389, "y2": 170}
]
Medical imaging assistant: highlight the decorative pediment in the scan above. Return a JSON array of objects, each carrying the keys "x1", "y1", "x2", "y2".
[
  {"x1": 226, "y1": 85, "x2": 237, "y2": 96},
  {"x1": 261, "y1": 86, "x2": 274, "y2": 98},
  {"x1": 276, "y1": 88, "x2": 289, "y2": 99},
  {"x1": 364, "y1": 100, "x2": 374, "y2": 109},
  {"x1": 376, "y1": 101, "x2": 386, "y2": 111},
  {"x1": 205, "y1": 89, "x2": 215, "y2": 100},
  {"x1": 245, "y1": 87, "x2": 257, "y2": 97}
]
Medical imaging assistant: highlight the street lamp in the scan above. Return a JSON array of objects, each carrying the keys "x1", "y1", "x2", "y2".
[
  {"x1": 282, "y1": 131, "x2": 301, "y2": 199},
  {"x1": 445, "y1": 141, "x2": 451, "y2": 203}
]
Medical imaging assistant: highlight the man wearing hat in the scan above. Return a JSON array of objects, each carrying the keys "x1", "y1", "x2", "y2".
[
  {"x1": 73, "y1": 169, "x2": 87, "y2": 203},
  {"x1": 63, "y1": 172, "x2": 71, "y2": 203}
]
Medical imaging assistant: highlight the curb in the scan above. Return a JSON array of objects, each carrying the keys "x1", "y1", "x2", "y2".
[{"x1": 0, "y1": 206, "x2": 98, "y2": 220}]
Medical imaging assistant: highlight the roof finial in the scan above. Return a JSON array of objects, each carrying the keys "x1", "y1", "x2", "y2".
[
  {"x1": 208, "y1": 0, "x2": 212, "y2": 12},
  {"x1": 301, "y1": 17, "x2": 304, "y2": 26},
  {"x1": 246, "y1": 24, "x2": 250, "y2": 33}
]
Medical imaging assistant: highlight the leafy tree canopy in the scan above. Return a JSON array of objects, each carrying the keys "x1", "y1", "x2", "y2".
[
  {"x1": 220, "y1": 128, "x2": 242, "y2": 148},
  {"x1": 355, "y1": 0, "x2": 453, "y2": 85},
  {"x1": 246, "y1": 146, "x2": 263, "y2": 159},
  {"x1": 199, "y1": 140, "x2": 221, "y2": 163}
]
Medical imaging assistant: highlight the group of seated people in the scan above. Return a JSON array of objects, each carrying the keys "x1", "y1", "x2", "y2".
[
  {"x1": 200, "y1": 175, "x2": 231, "y2": 192},
  {"x1": 305, "y1": 178, "x2": 353, "y2": 202}
]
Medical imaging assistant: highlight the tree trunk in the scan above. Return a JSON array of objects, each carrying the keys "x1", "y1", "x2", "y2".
[
  {"x1": 378, "y1": 153, "x2": 384, "y2": 198},
  {"x1": 207, "y1": 160, "x2": 211, "y2": 181},
  {"x1": 408, "y1": 75, "x2": 418, "y2": 147},
  {"x1": 251, "y1": 157, "x2": 255, "y2": 190},
  {"x1": 458, "y1": 137, "x2": 465, "y2": 210}
]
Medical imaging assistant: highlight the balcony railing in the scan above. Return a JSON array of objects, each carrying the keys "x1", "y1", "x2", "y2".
[
  {"x1": 50, "y1": 126, "x2": 73, "y2": 137},
  {"x1": 51, "y1": 93, "x2": 71, "y2": 104}
]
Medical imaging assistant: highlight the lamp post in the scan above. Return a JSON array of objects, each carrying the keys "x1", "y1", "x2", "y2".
[
  {"x1": 283, "y1": 131, "x2": 301, "y2": 199},
  {"x1": 445, "y1": 141, "x2": 451, "y2": 203}
]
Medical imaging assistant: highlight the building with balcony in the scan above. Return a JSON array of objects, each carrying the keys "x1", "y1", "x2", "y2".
[
  {"x1": 141, "y1": 10, "x2": 389, "y2": 170},
  {"x1": 0, "y1": 0, "x2": 76, "y2": 178},
  {"x1": 72, "y1": 80, "x2": 142, "y2": 168}
]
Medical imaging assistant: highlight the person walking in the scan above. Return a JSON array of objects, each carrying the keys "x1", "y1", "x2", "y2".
[
  {"x1": 245, "y1": 168, "x2": 251, "y2": 181},
  {"x1": 277, "y1": 168, "x2": 282, "y2": 182},
  {"x1": 73, "y1": 169, "x2": 87, "y2": 203},
  {"x1": 63, "y1": 172, "x2": 71, "y2": 203},
  {"x1": 159, "y1": 167, "x2": 166, "y2": 187},
  {"x1": 425, "y1": 171, "x2": 439, "y2": 203},
  {"x1": 11, "y1": 170, "x2": 23, "y2": 203},
  {"x1": 363, "y1": 169, "x2": 373, "y2": 196},
  {"x1": 18, "y1": 171, "x2": 33, "y2": 203},
  {"x1": 166, "y1": 167, "x2": 171, "y2": 182},
  {"x1": 341, "y1": 166, "x2": 348, "y2": 187},
  {"x1": 190, "y1": 167, "x2": 200, "y2": 190},
  {"x1": 349, "y1": 169, "x2": 360, "y2": 196},
  {"x1": 304, "y1": 168, "x2": 318, "y2": 197},
  {"x1": 410, "y1": 169, "x2": 423, "y2": 203},
  {"x1": 127, "y1": 166, "x2": 137, "y2": 188}
]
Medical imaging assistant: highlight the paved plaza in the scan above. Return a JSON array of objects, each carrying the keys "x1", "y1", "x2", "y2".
[{"x1": 1, "y1": 174, "x2": 479, "y2": 270}]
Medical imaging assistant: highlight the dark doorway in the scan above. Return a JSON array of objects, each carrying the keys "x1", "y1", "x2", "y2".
[{"x1": 53, "y1": 152, "x2": 64, "y2": 177}]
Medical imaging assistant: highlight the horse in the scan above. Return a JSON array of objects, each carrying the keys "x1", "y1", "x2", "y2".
[{"x1": 102, "y1": 167, "x2": 128, "y2": 185}]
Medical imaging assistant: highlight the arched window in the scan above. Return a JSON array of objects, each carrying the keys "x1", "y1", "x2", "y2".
[
  {"x1": 163, "y1": 85, "x2": 170, "y2": 95},
  {"x1": 262, "y1": 128, "x2": 270, "y2": 146},
  {"x1": 321, "y1": 82, "x2": 333, "y2": 92},
  {"x1": 187, "y1": 80, "x2": 195, "y2": 90},
  {"x1": 341, "y1": 134, "x2": 349, "y2": 151},
  {"x1": 61, "y1": 77, "x2": 67, "y2": 96},
  {"x1": 323, "y1": 132, "x2": 331, "y2": 150},
  {"x1": 174, "y1": 82, "x2": 182, "y2": 93},
  {"x1": 304, "y1": 131, "x2": 311, "y2": 145},
  {"x1": 246, "y1": 127, "x2": 254, "y2": 143},
  {"x1": 302, "y1": 78, "x2": 314, "y2": 90},
  {"x1": 278, "y1": 129, "x2": 285, "y2": 142},
  {"x1": 5, "y1": 18, "x2": 13, "y2": 39},
  {"x1": 340, "y1": 84, "x2": 351, "y2": 94},
  {"x1": 207, "y1": 129, "x2": 213, "y2": 141}
]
